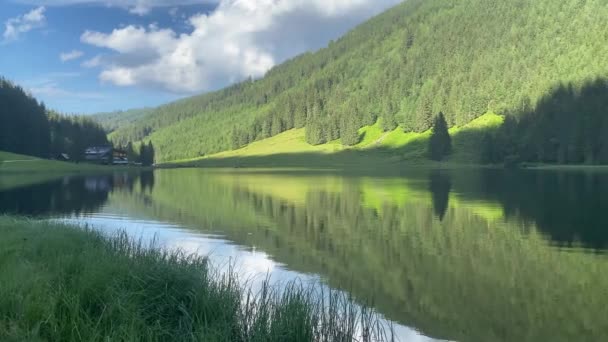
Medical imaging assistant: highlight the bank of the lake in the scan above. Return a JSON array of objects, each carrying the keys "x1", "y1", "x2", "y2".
[
  {"x1": 0, "y1": 151, "x2": 151, "y2": 192},
  {"x1": 0, "y1": 216, "x2": 390, "y2": 342},
  {"x1": 0, "y1": 151, "x2": 149, "y2": 174},
  {"x1": 0, "y1": 151, "x2": 101, "y2": 173}
]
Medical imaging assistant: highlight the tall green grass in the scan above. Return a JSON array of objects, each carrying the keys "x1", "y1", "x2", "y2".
[{"x1": 0, "y1": 217, "x2": 393, "y2": 342}]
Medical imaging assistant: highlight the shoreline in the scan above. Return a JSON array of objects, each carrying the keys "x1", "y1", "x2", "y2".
[{"x1": 0, "y1": 216, "x2": 392, "y2": 342}]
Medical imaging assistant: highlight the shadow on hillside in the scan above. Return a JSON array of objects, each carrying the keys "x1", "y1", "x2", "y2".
[
  {"x1": 174, "y1": 130, "x2": 487, "y2": 172},
  {"x1": 185, "y1": 78, "x2": 608, "y2": 171},
  {"x1": 486, "y1": 78, "x2": 608, "y2": 165}
]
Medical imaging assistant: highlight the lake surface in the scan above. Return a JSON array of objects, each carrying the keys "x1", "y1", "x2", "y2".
[{"x1": 2, "y1": 167, "x2": 608, "y2": 341}]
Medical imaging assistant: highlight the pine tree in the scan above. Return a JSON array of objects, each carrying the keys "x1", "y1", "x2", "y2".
[
  {"x1": 139, "y1": 143, "x2": 147, "y2": 165},
  {"x1": 139, "y1": 142, "x2": 155, "y2": 166},
  {"x1": 341, "y1": 118, "x2": 360, "y2": 146},
  {"x1": 428, "y1": 112, "x2": 452, "y2": 161},
  {"x1": 147, "y1": 141, "x2": 155, "y2": 166},
  {"x1": 126, "y1": 142, "x2": 137, "y2": 162}
]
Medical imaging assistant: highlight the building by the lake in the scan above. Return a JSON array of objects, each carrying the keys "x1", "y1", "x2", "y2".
[{"x1": 85, "y1": 146, "x2": 128, "y2": 165}]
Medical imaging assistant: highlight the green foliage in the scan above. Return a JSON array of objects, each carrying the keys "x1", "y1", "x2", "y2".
[
  {"x1": 428, "y1": 113, "x2": 452, "y2": 161},
  {"x1": 0, "y1": 77, "x2": 108, "y2": 161},
  {"x1": 97, "y1": 0, "x2": 608, "y2": 162},
  {"x1": 0, "y1": 217, "x2": 391, "y2": 342},
  {"x1": 340, "y1": 117, "x2": 360, "y2": 146},
  {"x1": 139, "y1": 141, "x2": 155, "y2": 166},
  {"x1": 125, "y1": 141, "x2": 138, "y2": 162},
  {"x1": 0, "y1": 77, "x2": 50, "y2": 157},
  {"x1": 93, "y1": 108, "x2": 154, "y2": 133},
  {"x1": 47, "y1": 111, "x2": 109, "y2": 162},
  {"x1": 480, "y1": 79, "x2": 608, "y2": 165}
]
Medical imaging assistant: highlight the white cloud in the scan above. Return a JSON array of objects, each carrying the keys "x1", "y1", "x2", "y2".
[
  {"x1": 81, "y1": 54, "x2": 103, "y2": 68},
  {"x1": 3, "y1": 6, "x2": 46, "y2": 42},
  {"x1": 81, "y1": 0, "x2": 402, "y2": 93},
  {"x1": 60, "y1": 49, "x2": 84, "y2": 62},
  {"x1": 14, "y1": 1, "x2": 216, "y2": 15}
]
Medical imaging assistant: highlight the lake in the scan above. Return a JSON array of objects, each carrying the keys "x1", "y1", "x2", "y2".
[{"x1": 2, "y1": 167, "x2": 608, "y2": 341}]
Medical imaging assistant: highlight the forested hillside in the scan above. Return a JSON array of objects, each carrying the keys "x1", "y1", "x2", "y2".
[
  {"x1": 0, "y1": 77, "x2": 108, "y2": 160},
  {"x1": 103, "y1": 0, "x2": 608, "y2": 164},
  {"x1": 0, "y1": 78, "x2": 49, "y2": 157},
  {"x1": 94, "y1": 108, "x2": 153, "y2": 133}
]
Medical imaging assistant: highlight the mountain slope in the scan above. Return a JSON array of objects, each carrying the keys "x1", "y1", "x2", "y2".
[
  {"x1": 105, "y1": 0, "x2": 608, "y2": 163},
  {"x1": 167, "y1": 113, "x2": 504, "y2": 168},
  {"x1": 94, "y1": 108, "x2": 154, "y2": 133}
]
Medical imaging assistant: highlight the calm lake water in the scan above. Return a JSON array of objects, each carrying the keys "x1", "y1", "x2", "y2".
[{"x1": 2, "y1": 167, "x2": 608, "y2": 341}]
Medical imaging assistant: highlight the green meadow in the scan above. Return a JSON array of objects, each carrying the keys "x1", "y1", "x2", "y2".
[{"x1": 167, "y1": 113, "x2": 504, "y2": 169}]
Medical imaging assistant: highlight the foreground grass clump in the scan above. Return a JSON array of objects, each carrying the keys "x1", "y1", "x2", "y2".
[{"x1": 0, "y1": 217, "x2": 391, "y2": 342}]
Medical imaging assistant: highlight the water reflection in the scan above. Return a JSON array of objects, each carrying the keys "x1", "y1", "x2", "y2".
[
  {"x1": 2, "y1": 168, "x2": 608, "y2": 341},
  {"x1": 453, "y1": 169, "x2": 608, "y2": 250},
  {"x1": 0, "y1": 176, "x2": 108, "y2": 216},
  {"x1": 139, "y1": 171, "x2": 155, "y2": 192},
  {"x1": 429, "y1": 170, "x2": 451, "y2": 221},
  {"x1": 0, "y1": 171, "x2": 155, "y2": 217}
]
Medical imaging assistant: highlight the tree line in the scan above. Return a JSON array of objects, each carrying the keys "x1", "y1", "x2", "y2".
[
  {"x1": 119, "y1": 141, "x2": 155, "y2": 166},
  {"x1": 1, "y1": 77, "x2": 108, "y2": 160},
  {"x1": 482, "y1": 79, "x2": 608, "y2": 165}
]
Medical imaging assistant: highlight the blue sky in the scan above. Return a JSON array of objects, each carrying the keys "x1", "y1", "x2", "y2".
[{"x1": 0, "y1": 0, "x2": 400, "y2": 114}]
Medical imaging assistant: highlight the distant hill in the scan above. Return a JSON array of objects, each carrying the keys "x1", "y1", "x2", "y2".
[
  {"x1": 102, "y1": 0, "x2": 608, "y2": 164},
  {"x1": 93, "y1": 108, "x2": 154, "y2": 133}
]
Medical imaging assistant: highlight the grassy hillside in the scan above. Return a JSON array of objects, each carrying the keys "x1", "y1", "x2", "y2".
[
  {"x1": 102, "y1": 0, "x2": 608, "y2": 163},
  {"x1": 169, "y1": 112, "x2": 504, "y2": 168}
]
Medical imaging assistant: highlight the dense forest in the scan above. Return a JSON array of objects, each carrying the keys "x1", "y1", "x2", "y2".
[
  {"x1": 0, "y1": 77, "x2": 109, "y2": 160},
  {"x1": 97, "y1": 0, "x2": 608, "y2": 164},
  {"x1": 483, "y1": 80, "x2": 608, "y2": 165},
  {"x1": 0, "y1": 77, "x2": 50, "y2": 157},
  {"x1": 94, "y1": 108, "x2": 153, "y2": 133}
]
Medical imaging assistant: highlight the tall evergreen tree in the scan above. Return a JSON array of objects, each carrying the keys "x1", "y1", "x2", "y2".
[
  {"x1": 148, "y1": 141, "x2": 155, "y2": 166},
  {"x1": 125, "y1": 142, "x2": 137, "y2": 162},
  {"x1": 428, "y1": 112, "x2": 452, "y2": 161},
  {"x1": 341, "y1": 118, "x2": 360, "y2": 146},
  {"x1": 139, "y1": 141, "x2": 156, "y2": 166}
]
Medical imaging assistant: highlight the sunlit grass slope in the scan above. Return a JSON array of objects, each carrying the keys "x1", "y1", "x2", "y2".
[{"x1": 170, "y1": 113, "x2": 504, "y2": 167}]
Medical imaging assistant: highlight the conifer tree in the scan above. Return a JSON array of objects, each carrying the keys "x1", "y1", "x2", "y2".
[
  {"x1": 428, "y1": 112, "x2": 452, "y2": 161},
  {"x1": 341, "y1": 118, "x2": 360, "y2": 146}
]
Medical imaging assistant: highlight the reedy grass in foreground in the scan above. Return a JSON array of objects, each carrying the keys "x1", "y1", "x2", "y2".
[{"x1": 0, "y1": 217, "x2": 392, "y2": 342}]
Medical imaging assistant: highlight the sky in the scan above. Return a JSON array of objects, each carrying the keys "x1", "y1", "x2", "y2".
[{"x1": 0, "y1": 0, "x2": 401, "y2": 114}]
